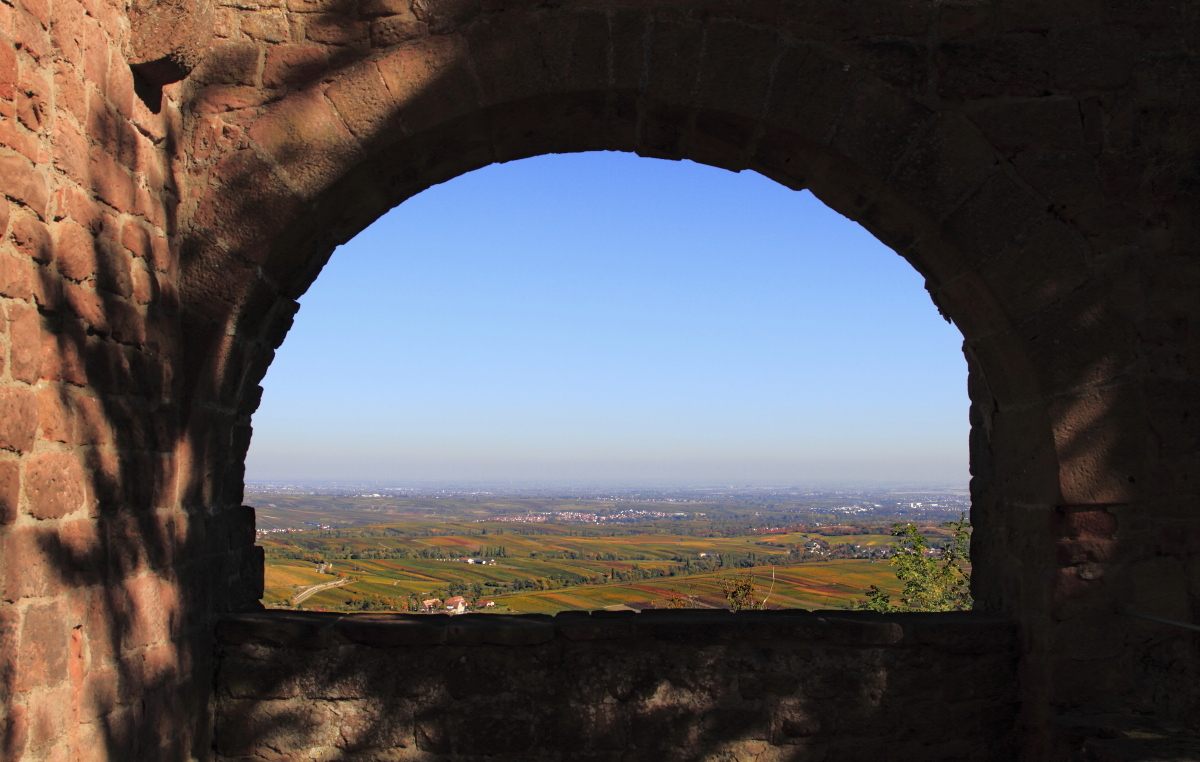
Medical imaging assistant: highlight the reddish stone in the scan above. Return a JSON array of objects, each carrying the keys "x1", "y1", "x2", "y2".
[
  {"x1": 53, "y1": 185, "x2": 103, "y2": 233},
  {"x1": 192, "y1": 42, "x2": 261, "y2": 86},
  {"x1": 0, "y1": 195, "x2": 7, "y2": 238},
  {"x1": 304, "y1": 16, "x2": 368, "y2": 44},
  {"x1": 0, "y1": 251, "x2": 32, "y2": 299},
  {"x1": 107, "y1": 46, "x2": 135, "y2": 120},
  {"x1": 9, "y1": 214, "x2": 52, "y2": 263},
  {"x1": 0, "y1": 456, "x2": 18, "y2": 523},
  {"x1": 0, "y1": 31, "x2": 16, "y2": 99},
  {"x1": 241, "y1": 11, "x2": 290, "y2": 43},
  {"x1": 63, "y1": 282, "x2": 109, "y2": 334},
  {"x1": 246, "y1": 88, "x2": 362, "y2": 198},
  {"x1": 263, "y1": 45, "x2": 329, "y2": 88},
  {"x1": 370, "y1": 17, "x2": 428, "y2": 48},
  {"x1": 0, "y1": 106, "x2": 38, "y2": 161},
  {"x1": 120, "y1": 220, "x2": 152, "y2": 260},
  {"x1": 192, "y1": 85, "x2": 267, "y2": 115},
  {"x1": 80, "y1": 22, "x2": 109, "y2": 91},
  {"x1": 16, "y1": 88, "x2": 45, "y2": 133},
  {"x1": 31, "y1": 266, "x2": 64, "y2": 315},
  {"x1": 324, "y1": 61, "x2": 398, "y2": 143},
  {"x1": 361, "y1": 0, "x2": 413, "y2": 16},
  {"x1": 36, "y1": 386, "x2": 73, "y2": 443},
  {"x1": 53, "y1": 61, "x2": 88, "y2": 125},
  {"x1": 50, "y1": 116, "x2": 88, "y2": 184},
  {"x1": 376, "y1": 34, "x2": 476, "y2": 135},
  {"x1": 87, "y1": 150, "x2": 136, "y2": 213},
  {"x1": 16, "y1": 602, "x2": 68, "y2": 691},
  {"x1": 1, "y1": 155, "x2": 48, "y2": 222},
  {"x1": 131, "y1": 263, "x2": 155, "y2": 305},
  {"x1": 54, "y1": 221, "x2": 99, "y2": 282},
  {"x1": 8, "y1": 301, "x2": 41, "y2": 383},
  {"x1": 0, "y1": 386, "x2": 37, "y2": 453},
  {"x1": 2, "y1": 525, "x2": 66, "y2": 600},
  {"x1": 14, "y1": 5, "x2": 51, "y2": 61},
  {"x1": 25, "y1": 451, "x2": 86, "y2": 520},
  {"x1": 40, "y1": 322, "x2": 88, "y2": 386},
  {"x1": 96, "y1": 243, "x2": 133, "y2": 299}
]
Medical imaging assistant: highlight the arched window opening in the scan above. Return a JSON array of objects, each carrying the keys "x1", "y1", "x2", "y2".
[{"x1": 246, "y1": 152, "x2": 969, "y2": 615}]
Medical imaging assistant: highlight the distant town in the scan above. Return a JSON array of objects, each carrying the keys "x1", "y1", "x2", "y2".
[{"x1": 247, "y1": 482, "x2": 971, "y2": 615}]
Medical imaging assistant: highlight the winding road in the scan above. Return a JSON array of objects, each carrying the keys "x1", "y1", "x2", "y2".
[{"x1": 292, "y1": 577, "x2": 349, "y2": 605}]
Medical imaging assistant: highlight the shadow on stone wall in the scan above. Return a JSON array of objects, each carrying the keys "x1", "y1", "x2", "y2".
[{"x1": 213, "y1": 609, "x2": 1020, "y2": 761}]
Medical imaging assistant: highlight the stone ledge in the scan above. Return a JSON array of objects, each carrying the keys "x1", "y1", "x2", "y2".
[{"x1": 217, "y1": 608, "x2": 1017, "y2": 652}]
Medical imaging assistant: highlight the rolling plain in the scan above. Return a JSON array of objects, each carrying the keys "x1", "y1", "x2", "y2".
[{"x1": 250, "y1": 490, "x2": 965, "y2": 613}]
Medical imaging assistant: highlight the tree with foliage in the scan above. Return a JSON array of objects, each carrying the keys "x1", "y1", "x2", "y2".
[
  {"x1": 718, "y1": 569, "x2": 775, "y2": 611},
  {"x1": 858, "y1": 514, "x2": 972, "y2": 613}
]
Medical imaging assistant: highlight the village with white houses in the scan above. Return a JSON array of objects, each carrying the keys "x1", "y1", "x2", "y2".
[{"x1": 420, "y1": 596, "x2": 496, "y2": 614}]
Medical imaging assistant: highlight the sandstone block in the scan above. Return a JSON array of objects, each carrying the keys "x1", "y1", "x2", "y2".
[
  {"x1": 241, "y1": 11, "x2": 290, "y2": 43},
  {"x1": 370, "y1": 16, "x2": 427, "y2": 48},
  {"x1": 63, "y1": 282, "x2": 109, "y2": 335},
  {"x1": 53, "y1": 61, "x2": 88, "y2": 126},
  {"x1": 304, "y1": 16, "x2": 368, "y2": 44},
  {"x1": 54, "y1": 185, "x2": 103, "y2": 234},
  {"x1": 0, "y1": 386, "x2": 37, "y2": 454},
  {"x1": 263, "y1": 45, "x2": 329, "y2": 88},
  {"x1": 36, "y1": 386, "x2": 72, "y2": 443},
  {"x1": 0, "y1": 31, "x2": 16, "y2": 100},
  {"x1": 25, "y1": 452, "x2": 86, "y2": 519},
  {"x1": 376, "y1": 34, "x2": 477, "y2": 135},
  {"x1": 0, "y1": 456, "x2": 18, "y2": 523},
  {"x1": 943, "y1": 170, "x2": 1046, "y2": 261},
  {"x1": 87, "y1": 151, "x2": 136, "y2": 213},
  {"x1": 192, "y1": 43, "x2": 261, "y2": 87},
  {"x1": 361, "y1": 0, "x2": 412, "y2": 16},
  {"x1": 131, "y1": 262, "x2": 156, "y2": 305},
  {"x1": 765, "y1": 44, "x2": 855, "y2": 146},
  {"x1": 16, "y1": 602, "x2": 69, "y2": 691},
  {"x1": 122, "y1": 575, "x2": 173, "y2": 649},
  {"x1": 407, "y1": 0, "x2": 476, "y2": 34},
  {"x1": 694, "y1": 20, "x2": 777, "y2": 118},
  {"x1": 324, "y1": 61, "x2": 398, "y2": 144},
  {"x1": 967, "y1": 97, "x2": 1086, "y2": 153},
  {"x1": 54, "y1": 221, "x2": 99, "y2": 282},
  {"x1": 977, "y1": 218, "x2": 1090, "y2": 321},
  {"x1": 830, "y1": 77, "x2": 932, "y2": 180},
  {"x1": 3, "y1": 525, "x2": 65, "y2": 600},
  {"x1": 40, "y1": 322, "x2": 88, "y2": 387},
  {"x1": 0, "y1": 250, "x2": 32, "y2": 299},
  {"x1": 192, "y1": 84, "x2": 267, "y2": 115},
  {"x1": 935, "y1": 33, "x2": 1052, "y2": 99},
  {"x1": 1054, "y1": 24, "x2": 1140, "y2": 91},
  {"x1": 0, "y1": 104, "x2": 38, "y2": 162},
  {"x1": 10, "y1": 214, "x2": 52, "y2": 263},
  {"x1": 247, "y1": 87, "x2": 363, "y2": 197}
]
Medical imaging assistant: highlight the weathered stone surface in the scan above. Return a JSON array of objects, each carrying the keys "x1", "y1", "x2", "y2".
[
  {"x1": 215, "y1": 610, "x2": 1021, "y2": 761},
  {"x1": 0, "y1": 2, "x2": 1196, "y2": 761}
]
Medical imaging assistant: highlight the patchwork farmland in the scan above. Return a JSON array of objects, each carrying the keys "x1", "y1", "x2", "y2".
[{"x1": 253, "y1": 494, "x2": 939, "y2": 613}]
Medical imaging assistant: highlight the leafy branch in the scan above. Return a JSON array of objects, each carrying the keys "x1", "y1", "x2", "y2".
[{"x1": 857, "y1": 514, "x2": 972, "y2": 613}]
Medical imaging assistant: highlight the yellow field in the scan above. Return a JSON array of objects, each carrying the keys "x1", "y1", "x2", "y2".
[{"x1": 489, "y1": 560, "x2": 902, "y2": 614}]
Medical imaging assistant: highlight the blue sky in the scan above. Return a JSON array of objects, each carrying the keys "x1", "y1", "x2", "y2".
[{"x1": 245, "y1": 152, "x2": 968, "y2": 487}]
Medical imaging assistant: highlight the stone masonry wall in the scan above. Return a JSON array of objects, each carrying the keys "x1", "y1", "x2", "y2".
[
  {"x1": 215, "y1": 610, "x2": 1021, "y2": 762},
  {"x1": 0, "y1": 0, "x2": 261, "y2": 759},
  {"x1": 0, "y1": 0, "x2": 1198, "y2": 759}
]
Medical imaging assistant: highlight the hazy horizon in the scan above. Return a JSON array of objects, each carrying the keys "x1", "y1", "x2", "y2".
[{"x1": 246, "y1": 152, "x2": 969, "y2": 487}]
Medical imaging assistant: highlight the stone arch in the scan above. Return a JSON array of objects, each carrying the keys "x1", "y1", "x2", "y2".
[
  {"x1": 179, "y1": 0, "x2": 1080, "y2": 616},
  {"x1": 3, "y1": 0, "x2": 1195, "y2": 758}
]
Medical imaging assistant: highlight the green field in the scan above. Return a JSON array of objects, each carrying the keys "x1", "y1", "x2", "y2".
[{"x1": 261, "y1": 522, "x2": 922, "y2": 613}]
